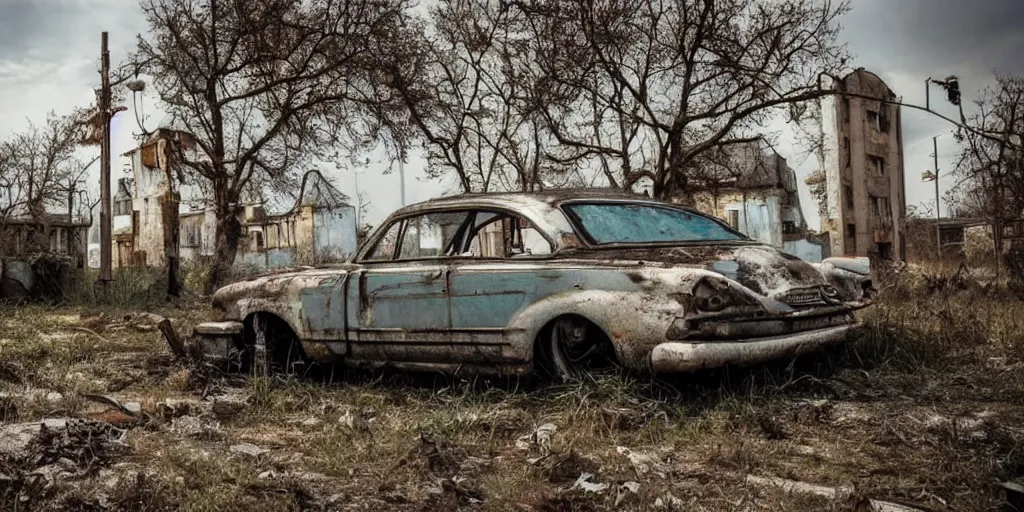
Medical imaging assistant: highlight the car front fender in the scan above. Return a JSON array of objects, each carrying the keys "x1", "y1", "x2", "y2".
[{"x1": 504, "y1": 290, "x2": 682, "y2": 370}]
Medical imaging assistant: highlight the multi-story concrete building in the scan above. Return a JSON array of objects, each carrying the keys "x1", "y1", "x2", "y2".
[{"x1": 815, "y1": 68, "x2": 907, "y2": 260}]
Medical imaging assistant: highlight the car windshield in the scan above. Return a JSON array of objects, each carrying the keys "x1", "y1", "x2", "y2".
[{"x1": 564, "y1": 202, "x2": 745, "y2": 244}]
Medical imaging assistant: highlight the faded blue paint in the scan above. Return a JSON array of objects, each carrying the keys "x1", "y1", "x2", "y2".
[
  {"x1": 299, "y1": 275, "x2": 346, "y2": 335},
  {"x1": 314, "y1": 207, "x2": 357, "y2": 261},
  {"x1": 357, "y1": 267, "x2": 448, "y2": 330},
  {"x1": 784, "y1": 239, "x2": 824, "y2": 263},
  {"x1": 448, "y1": 266, "x2": 641, "y2": 332}
]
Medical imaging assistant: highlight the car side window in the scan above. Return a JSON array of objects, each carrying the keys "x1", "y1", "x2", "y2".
[
  {"x1": 463, "y1": 212, "x2": 551, "y2": 258},
  {"x1": 398, "y1": 211, "x2": 473, "y2": 260},
  {"x1": 365, "y1": 221, "x2": 403, "y2": 261}
]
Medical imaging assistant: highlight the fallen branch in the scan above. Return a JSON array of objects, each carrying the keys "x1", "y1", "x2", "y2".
[
  {"x1": 745, "y1": 474, "x2": 929, "y2": 511},
  {"x1": 69, "y1": 327, "x2": 112, "y2": 344}
]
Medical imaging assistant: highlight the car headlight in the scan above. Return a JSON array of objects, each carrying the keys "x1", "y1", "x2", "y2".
[{"x1": 693, "y1": 278, "x2": 733, "y2": 313}]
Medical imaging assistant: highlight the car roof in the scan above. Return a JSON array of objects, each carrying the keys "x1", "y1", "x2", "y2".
[
  {"x1": 391, "y1": 188, "x2": 646, "y2": 214},
  {"x1": 361, "y1": 189, "x2": 742, "y2": 258}
]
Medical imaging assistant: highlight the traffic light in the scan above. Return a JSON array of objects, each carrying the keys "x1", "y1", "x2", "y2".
[{"x1": 931, "y1": 76, "x2": 961, "y2": 106}]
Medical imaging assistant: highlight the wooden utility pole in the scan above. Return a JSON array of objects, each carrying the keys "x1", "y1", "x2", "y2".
[{"x1": 99, "y1": 32, "x2": 113, "y2": 287}]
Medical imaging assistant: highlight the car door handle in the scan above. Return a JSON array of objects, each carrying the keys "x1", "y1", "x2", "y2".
[{"x1": 424, "y1": 269, "x2": 444, "y2": 282}]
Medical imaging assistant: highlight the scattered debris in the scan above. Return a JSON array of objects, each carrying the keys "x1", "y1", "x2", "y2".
[
  {"x1": 82, "y1": 394, "x2": 141, "y2": 420},
  {"x1": 615, "y1": 481, "x2": 640, "y2": 506},
  {"x1": 534, "y1": 449, "x2": 599, "y2": 484},
  {"x1": 570, "y1": 473, "x2": 608, "y2": 494},
  {"x1": 654, "y1": 492, "x2": 687, "y2": 510},
  {"x1": 229, "y1": 443, "x2": 270, "y2": 458},
  {"x1": 339, "y1": 409, "x2": 371, "y2": 434},
  {"x1": 0, "y1": 419, "x2": 128, "y2": 506},
  {"x1": 516, "y1": 423, "x2": 557, "y2": 455},
  {"x1": 746, "y1": 474, "x2": 927, "y2": 511},
  {"x1": 169, "y1": 416, "x2": 224, "y2": 440},
  {"x1": 746, "y1": 474, "x2": 852, "y2": 499},
  {"x1": 616, "y1": 446, "x2": 667, "y2": 478}
]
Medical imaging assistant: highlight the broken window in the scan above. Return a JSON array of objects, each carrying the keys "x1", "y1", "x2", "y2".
[
  {"x1": 845, "y1": 223, "x2": 856, "y2": 238},
  {"x1": 844, "y1": 186, "x2": 854, "y2": 209},
  {"x1": 782, "y1": 221, "x2": 797, "y2": 234},
  {"x1": 867, "y1": 110, "x2": 880, "y2": 131},
  {"x1": 366, "y1": 221, "x2": 402, "y2": 261},
  {"x1": 869, "y1": 155, "x2": 885, "y2": 176},
  {"x1": 394, "y1": 211, "x2": 474, "y2": 260},
  {"x1": 725, "y1": 209, "x2": 740, "y2": 229},
  {"x1": 464, "y1": 212, "x2": 551, "y2": 258}
]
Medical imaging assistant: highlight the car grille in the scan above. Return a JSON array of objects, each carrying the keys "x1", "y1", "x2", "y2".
[{"x1": 778, "y1": 287, "x2": 828, "y2": 307}]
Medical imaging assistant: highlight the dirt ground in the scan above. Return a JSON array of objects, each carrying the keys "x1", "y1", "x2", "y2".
[{"x1": 1, "y1": 271, "x2": 1023, "y2": 511}]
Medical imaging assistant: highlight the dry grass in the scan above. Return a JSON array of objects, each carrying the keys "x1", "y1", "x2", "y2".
[{"x1": 1, "y1": 266, "x2": 1023, "y2": 511}]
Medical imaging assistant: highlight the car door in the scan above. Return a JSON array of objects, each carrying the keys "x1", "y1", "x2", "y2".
[
  {"x1": 346, "y1": 211, "x2": 468, "y2": 363},
  {"x1": 446, "y1": 211, "x2": 559, "y2": 364}
]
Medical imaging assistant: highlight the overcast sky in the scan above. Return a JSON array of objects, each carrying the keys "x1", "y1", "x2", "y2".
[{"x1": 1, "y1": 0, "x2": 1023, "y2": 230}]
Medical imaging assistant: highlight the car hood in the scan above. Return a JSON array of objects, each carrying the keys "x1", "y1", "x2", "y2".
[{"x1": 559, "y1": 244, "x2": 827, "y2": 298}]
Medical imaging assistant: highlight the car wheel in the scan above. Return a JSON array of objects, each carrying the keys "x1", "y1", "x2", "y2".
[
  {"x1": 546, "y1": 317, "x2": 616, "y2": 382},
  {"x1": 249, "y1": 314, "x2": 308, "y2": 378}
]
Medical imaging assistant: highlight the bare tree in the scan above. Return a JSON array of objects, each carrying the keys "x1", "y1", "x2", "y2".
[
  {"x1": 391, "y1": 0, "x2": 574, "y2": 193},
  {"x1": 130, "y1": 0, "x2": 413, "y2": 292},
  {"x1": 0, "y1": 112, "x2": 96, "y2": 227},
  {"x1": 950, "y1": 75, "x2": 1024, "y2": 277},
  {"x1": 511, "y1": 0, "x2": 849, "y2": 198}
]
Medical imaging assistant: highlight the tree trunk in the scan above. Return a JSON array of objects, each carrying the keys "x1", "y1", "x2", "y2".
[
  {"x1": 205, "y1": 206, "x2": 242, "y2": 295},
  {"x1": 161, "y1": 187, "x2": 181, "y2": 298}
]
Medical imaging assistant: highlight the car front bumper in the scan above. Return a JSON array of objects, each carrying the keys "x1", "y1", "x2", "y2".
[{"x1": 649, "y1": 322, "x2": 864, "y2": 373}]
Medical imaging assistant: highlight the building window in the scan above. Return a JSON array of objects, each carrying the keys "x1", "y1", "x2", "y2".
[
  {"x1": 842, "y1": 98, "x2": 850, "y2": 122},
  {"x1": 783, "y1": 221, "x2": 797, "y2": 234},
  {"x1": 870, "y1": 196, "x2": 891, "y2": 219},
  {"x1": 843, "y1": 137, "x2": 851, "y2": 167},
  {"x1": 725, "y1": 209, "x2": 740, "y2": 229},
  {"x1": 867, "y1": 110, "x2": 880, "y2": 131},
  {"x1": 181, "y1": 223, "x2": 200, "y2": 248},
  {"x1": 254, "y1": 231, "x2": 264, "y2": 251},
  {"x1": 869, "y1": 155, "x2": 885, "y2": 176},
  {"x1": 844, "y1": 185, "x2": 854, "y2": 208},
  {"x1": 845, "y1": 223, "x2": 856, "y2": 238}
]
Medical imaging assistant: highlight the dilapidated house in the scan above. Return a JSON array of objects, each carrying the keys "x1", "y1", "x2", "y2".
[
  {"x1": 684, "y1": 139, "x2": 827, "y2": 262},
  {"x1": 1, "y1": 213, "x2": 89, "y2": 299},
  {"x1": 89, "y1": 122, "x2": 358, "y2": 271}
]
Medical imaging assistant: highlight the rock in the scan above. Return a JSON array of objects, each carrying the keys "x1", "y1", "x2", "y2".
[
  {"x1": 123, "y1": 402, "x2": 142, "y2": 415},
  {"x1": 230, "y1": 443, "x2": 270, "y2": 458},
  {"x1": 212, "y1": 398, "x2": 246, "y2": 420},
  {"x1": 45, "y1": 392, "x2": 63, "y2": 403}
]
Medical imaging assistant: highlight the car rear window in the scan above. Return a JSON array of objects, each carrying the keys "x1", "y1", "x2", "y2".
[{"x1": 564, "y1": 202, "x2": 744, "y2": 244}]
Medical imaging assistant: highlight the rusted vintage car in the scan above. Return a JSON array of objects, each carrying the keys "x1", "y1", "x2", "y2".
[{"x1": 194, "y1": 190, "x2": 872, "y2": 379}]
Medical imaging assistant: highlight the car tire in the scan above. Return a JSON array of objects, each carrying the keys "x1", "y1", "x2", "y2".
[{"x1": 544, "y1": 316, "x2": 616, "y2": 382}]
